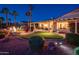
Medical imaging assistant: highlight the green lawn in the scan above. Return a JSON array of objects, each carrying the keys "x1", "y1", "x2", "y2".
[{"x1": 18, "y1": 31, "x2": 64, "y2": 39}]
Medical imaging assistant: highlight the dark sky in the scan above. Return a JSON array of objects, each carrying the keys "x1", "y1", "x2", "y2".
[{"x1": 0, "y1": 4, "x2": 79, "y2": 23}]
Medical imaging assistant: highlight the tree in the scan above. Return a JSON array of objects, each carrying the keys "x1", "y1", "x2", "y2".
[
  {"x1": 11, "y1": 10, "x2": 18, "y2": 27},
  {"x1": 0, "y1": 8, "x2": 10, "y2": 27},
  {"x1": 25, "y1": 5, "x2": 32, "y2": 32},
  {"x1": 8, "y1": 18, "x2": 11, "y2": 26},
  {"x1": 0, "y1": 17, "x2": 4, "y2": 28}
]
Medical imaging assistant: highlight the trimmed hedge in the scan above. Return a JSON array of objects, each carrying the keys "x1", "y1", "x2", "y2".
[
  {"x1": 0, "y1": 31, "x2": 5, "y2": 39},
  {"x1": 29, "y1": 36, "x2": 44, "y2": 53},
  {"x1": 66, "y1": 33, "x2": 79, "y2": 46}
]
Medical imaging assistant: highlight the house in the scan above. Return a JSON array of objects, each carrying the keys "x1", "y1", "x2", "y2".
[{"x1": 31, "y1": 8, "x2": 79, "y2": 34}]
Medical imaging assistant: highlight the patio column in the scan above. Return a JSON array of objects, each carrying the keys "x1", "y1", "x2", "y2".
[
  {"x1": 34, "y1": 23, "x2": 36, "y2": 31},
  {"x1": 57, "y1": 22, "x2": 59, "y2": 33},
  {"x1": 75, "y1": 20, "x2": 77, "y2": 34},
  {"x1": 48, "y1": 20, "x2": 50, "y2": 32}
]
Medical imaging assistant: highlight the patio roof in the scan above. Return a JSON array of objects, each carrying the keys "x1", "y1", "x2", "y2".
[{"x1": 57, "y1": 8, "x2": 79, "y2": 19}]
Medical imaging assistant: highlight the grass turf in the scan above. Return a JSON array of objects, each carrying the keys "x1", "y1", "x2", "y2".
[{"x1": 18, "y1": 31, "x2": 64, "y2": 39}]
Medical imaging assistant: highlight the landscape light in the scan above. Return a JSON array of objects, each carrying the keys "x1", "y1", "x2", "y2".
[
  {"x1": 9, "y1": 27, "x2": 12, "y2": 31},
  {"x1": 44, "y1": 24, "x2": 48, "y2": 27},
  {"x1": 13, "y1": 26, "x2": 17, "y2": 32},
  {"x1": 55, "y1": 42, "x2": 58, "y2": 45},
  {"x1": 60, "y1": 45, "x2": 74, "y2": 54},
  {"x1": 59, "y1": 42, "x2": 63, "y2": 45}
]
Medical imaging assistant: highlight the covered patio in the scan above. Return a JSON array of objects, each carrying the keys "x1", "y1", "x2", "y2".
[{"x1": 31, "y1": 18, "x2": 79, "y2": 34}]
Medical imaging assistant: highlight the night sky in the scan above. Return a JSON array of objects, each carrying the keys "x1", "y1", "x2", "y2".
[{"x1": 0, "y1": 4, "x2": 79, "y2": 23}]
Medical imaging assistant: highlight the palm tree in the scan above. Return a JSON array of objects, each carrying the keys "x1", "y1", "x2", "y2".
[
  {"x1": 25, "y1": 5, "x2": 32, "y2": 32},
  {"x1": 11, "y1": 10, "x2": 18, "y2": 27},
  {"x1": 8, "y1": 18, "x2": 11, "y2": 26},
  {"x1": 0, "y1": 8, "x2": 9, "y2": 27},
  {"x1": 0, "y1": 17, "x2": 4, "y2": 28}
]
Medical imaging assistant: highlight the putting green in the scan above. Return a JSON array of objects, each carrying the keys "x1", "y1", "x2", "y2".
[{"x1": 18, "y1": 31, "x2": 64, "y2": 39}]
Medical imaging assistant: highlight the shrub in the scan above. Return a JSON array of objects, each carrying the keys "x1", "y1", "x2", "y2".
[
  {"x1": 29, "y1": 36, "x2": 44, "y2": 53},
  {"x1": 66, "y1": 33, "x2": 79, "y2": 46},
  {"x1": 0, "y1": 31, "x2": 5, "y2": 39},
  {"x1": 74, "y1": 47, "x2": 79, "y2": 55},
  {"x1": 75, "y1": 49, "x2": 79, "y2": 55}
]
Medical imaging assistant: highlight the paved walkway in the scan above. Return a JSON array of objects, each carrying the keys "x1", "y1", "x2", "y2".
[
  {"x1": 0, "y1": 32, "x2": 74, "y2": 55},
  {"x1": 0, "y1": 36, "x2": 74, "y2": 55}
]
